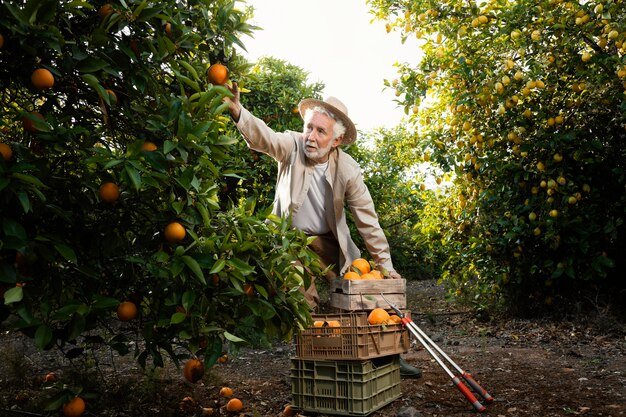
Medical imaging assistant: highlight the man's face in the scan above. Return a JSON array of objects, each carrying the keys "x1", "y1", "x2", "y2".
[{"x1": 303, "y1": 112, "x2": 342, "y2": 163}]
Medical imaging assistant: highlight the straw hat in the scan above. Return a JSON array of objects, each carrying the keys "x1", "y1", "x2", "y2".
[{"x1": 298, "y1": 96, "x2": 357, "y2": 145}]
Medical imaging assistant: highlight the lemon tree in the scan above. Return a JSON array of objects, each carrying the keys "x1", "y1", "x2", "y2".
[
  {"x1": 0, "y1": 1, "x2": 321, "y2": 398},
  {"x1": 370, "y1": 0, "x2": 625, "y2": 313}
]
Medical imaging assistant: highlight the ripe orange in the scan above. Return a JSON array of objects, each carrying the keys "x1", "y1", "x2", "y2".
[
  {"x1": 141, "y1": 141, "x2": 158, "y2": 151},
  {"x1": 360, "y1": 273, "x2": 375, "y2": 280},
  {"x1": 351, "y1": 258, "x2": 371, "y2": 274},
  {"x1": 44, "y1": 371, "x2": 58, "y2": 382},
  {"x1": 207, "y1": 63, "x2": 229, "y2": 85},
  {"x1": 243, "y1": 282, "x2": 255, "y2": 297},
  {"x1": 22, "y1": 111, "x2": 45, "y2": 133},
  {"x1": 283, "y1": 404, "x2": 296, "y2": 416},
  {"x1": 367, "y1": 308, "x2": 390, "y2": 325},
  {"x1": 225, "y1": 398, "x2": 243, "y2": 412},
  {"x1": 62, "y1": 396, "x2": 85, "y2": 417},
  {"x1": 219, "y1": 387, "x2": 234, "y2": 397},
  {"x1": 99, "y1": 182, "x2": 120, "y2": 203},
  {"x1": 370, "y1": 270, "x2": 384, "y2": 279},
  {"x1": 116, "y1": 301, "x2": 137, "y2": 321},
  {"x1": 343, "y1": 271, "x2": 361, "y2": 280},
  {"x1": 164, "y1": 22, "x2": 173, "y2": 37},
  {"x1": 0, "y1": 143, "x2": 13, "y2": 161},
  {"x1": 164, "y1": 221, "x2": 186, "y2": 243},
  {"x1": 183, "y1": 358, "x2": 205, "y2": 383},
  {"x1": 31, "y1": 68, "x2": 55, "y2": 90},
  {"x1": 98, "y1": 3, "x2": 113, "y2": 19},
  {"x1": 388, "y1": 314, "x2": 402, "y2": 324},
  {"x1": 326, "y1": 320, "x2": 341, "y2": 334}
]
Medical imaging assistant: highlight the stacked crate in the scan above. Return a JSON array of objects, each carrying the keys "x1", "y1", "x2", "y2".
[{"x1": 291, "y1": 278, "x2": 408, "y2": 416}]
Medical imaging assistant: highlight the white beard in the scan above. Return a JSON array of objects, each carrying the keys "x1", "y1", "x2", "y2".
[{"x1": 304, "y1": 139, "x2": 334, "y2": 163}]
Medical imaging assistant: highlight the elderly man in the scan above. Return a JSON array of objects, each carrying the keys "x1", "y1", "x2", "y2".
[{"x1": 225, "y1": 82, "x2": 420, "y2": 378}]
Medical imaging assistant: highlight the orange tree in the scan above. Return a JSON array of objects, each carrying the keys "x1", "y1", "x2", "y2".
[
  {"x1": 369, "y1": 0, "x2": 625, "y2": 314},
  {"x1": 0, "y1": 0, "x2": 321, "y2": 394}
]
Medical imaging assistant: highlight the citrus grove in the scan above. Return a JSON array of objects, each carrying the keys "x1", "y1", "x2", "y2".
[
  {"x1": 0, "y1": 0, "x2": 325, "y2": 412},
  {"x1": 368, "y1": 0, "x2": 625, "y2": 314}
]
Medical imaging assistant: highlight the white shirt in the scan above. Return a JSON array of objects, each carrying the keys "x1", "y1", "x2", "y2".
[{"x1": 292, "y1": 161, "x2": 331, "y2": 235}]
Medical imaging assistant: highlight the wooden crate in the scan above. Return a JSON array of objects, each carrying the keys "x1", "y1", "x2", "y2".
[
  {"x1": 330, "y1": 278, "x2": 406, "y2": 311},
  {"x1": 296, "y1": 312, "x2": 410, "y2": 360}
]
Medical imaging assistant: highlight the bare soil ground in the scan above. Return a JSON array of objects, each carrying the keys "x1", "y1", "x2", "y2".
[{"x1": 1, "y1": 279, "x2": 625, "y2": 417}]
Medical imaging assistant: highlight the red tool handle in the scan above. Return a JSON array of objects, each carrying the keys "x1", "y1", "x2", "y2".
[
  {"x1": 453, "y1": 376, "x2": 486, "y2": 412},
  {"x1": 462, "y1": 372, "x2": 494, "y2": 403}
]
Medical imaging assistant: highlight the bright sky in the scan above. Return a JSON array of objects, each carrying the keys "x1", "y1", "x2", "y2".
[{"x1": 236, "y1": 0, "x2": 421, "y2": 133}]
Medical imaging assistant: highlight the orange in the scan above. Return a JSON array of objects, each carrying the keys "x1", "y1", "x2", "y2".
[
  {"x1": 370, "y1": 270, "x2": 384, "y2": 279},
  {"x1": 0, "y1": 143, "x2": 12, "y2": 161},
  {"x1": 351, "y1": 258, "x2": 371, "y2": 274},
  {"x1": 183, "y1": 358, "x2": 205, "y2": 383},
  {"x1": 388, "y1": 314, "x2": 402, "y2": 324},
  {"x1": 44, "y1": 371, "x2": 58, "y2": 382},
  {"x1": 360, "y1": 273, "x2": 375, "y2": 280},
  {"x1": 31, "y1": 68, "x2": 55, "y2": 90},
  {"x1": 141, "y1": 141, "x2": 158, "y2": 151},
  {"x1": 164, "y1": 22, "x2": 173, "y2": 37},
  {"x1": 219, "y1": 387, "x2": 234, "y2": 397},
  {"x1": 116, "y1": 301, "x2": 137, "y2": 321},
  {"x1": 225, "y1": 398, "x2": 243, "y2": 412},
  {"x1": 62, "y1": 396, "x2": 85, "y2": 417},
  {"x1": 367, "y1": 308, "x2": 390, "y2": 325},
  {"x1": 99, "y1": 182, "x2": 120, "y2": 203},
  {"x1": 326, "y1": 320, "x2": 341, "y2": 334},
  {"x1": 22, "y1": 111, "x2": 45, "y2": 133},
  {"x1": 283, "y1": 404, "x2": 296, "y2": 416},
  {"x1": 164, "y1": 221, "x2": 186, "y2": 242},
  {"x1": 98, "y1": 4, "x2": 113, "y2": 19},
  {"x1": 343, "y1": 271, "x2": 361, "y2": 280},
  {"x1": 207, "y1": 63, "x2": 229, "y2": 85},
  {"x1": 243, "y1": 282, "x2": 255, "y2": 297}
]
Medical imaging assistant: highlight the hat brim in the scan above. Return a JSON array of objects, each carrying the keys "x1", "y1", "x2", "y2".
[{"x1": 298, "y1": 98, "x2": 357, "y2": 145}]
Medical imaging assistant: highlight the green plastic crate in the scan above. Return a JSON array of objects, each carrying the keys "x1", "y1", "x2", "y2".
[
  {"x1": 290, "y1": 355, "x2": 401, "y2": 416},
  {"x1": 296, "y1": 311, "x2": 410, "y2": 360}
]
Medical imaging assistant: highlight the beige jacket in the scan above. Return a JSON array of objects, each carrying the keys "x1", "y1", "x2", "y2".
[{"x1": 236, "y1": 107, "x2": 395, "y2": 274}]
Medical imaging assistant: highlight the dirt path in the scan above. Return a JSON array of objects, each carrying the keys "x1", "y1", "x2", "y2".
[{"x1": 1, "y1": 279, "x2": 624, "y2": 417}]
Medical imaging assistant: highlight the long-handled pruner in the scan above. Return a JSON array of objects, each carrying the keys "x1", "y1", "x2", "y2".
[{"x1": 380, "y1": 293, "x2": 493, "y2": 412}]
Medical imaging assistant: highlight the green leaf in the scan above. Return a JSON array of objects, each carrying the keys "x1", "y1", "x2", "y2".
[
  {"x1": 182, "y1": 290, "x2": 196, "y2": 311},
  {"x1": 55, "y1": 244, "x2": 77, "y2": 263},
  {"x1": 124, "y1": 165, "x2": 142, "y2": 190},
  {"x1": 35, "y1": 325, "x2": 53, "y2": 350},
  {"x1": 4, "y1": 286, "x2": 23, "y2": 304},
  {"x1": 182, "y1": 255, "x2": 206, "y2": 285},
  {"x1": 209, "y1": 259, "x2": 226, "y2": 274},
  {"x1": 223, "y1": 331, "x2": 245, "y2": 343},
  {"x1": 92, "y1": 294, "x2": 121, "y2": 309},
  {"x1": 171, "y1": 312, "x2": 186, "y2": 324},
  {"x1": 227, "y1": 258, "x2": 255, "y2": 275}
]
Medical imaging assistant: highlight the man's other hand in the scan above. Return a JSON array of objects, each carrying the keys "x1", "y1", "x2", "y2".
[
  {"x1": 224, "y1": 82, "x2": 241, "y2": 122},
  {"x1": 389, "y1": 270, "x2": 402, "y2": 279}
]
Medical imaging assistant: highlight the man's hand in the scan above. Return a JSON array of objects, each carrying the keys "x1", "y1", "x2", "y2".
[
  {"x1": 388, "y1": 270, "x2": 402, "y2": 279},
  {"x1": 224, "y1": 82, "x2": 241, "y2": 122}
]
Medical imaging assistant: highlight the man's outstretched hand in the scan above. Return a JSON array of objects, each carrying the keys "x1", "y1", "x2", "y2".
[{"x1": 224, "y1": 81, "x2": 241, "y2": 122}]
